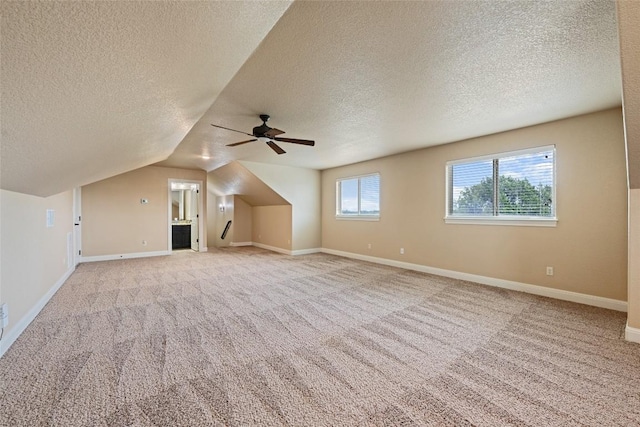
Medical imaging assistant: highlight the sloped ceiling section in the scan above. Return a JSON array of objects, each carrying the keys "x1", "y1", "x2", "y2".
[
  {"x1": 1, "y1": 1, "x2": 291, "y2": 196},
  {"x1": 207, "y1": 161, "x2": 289, "y2": 207},
  {"x1": 159, "y1": 0, "x2": 622, "y2": 173}
]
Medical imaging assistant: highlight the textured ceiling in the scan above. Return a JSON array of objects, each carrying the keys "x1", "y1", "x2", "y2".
[
  {"x1": 1, "y1": 1, "x2": 291, "y2": 196},
  {"x1": 160, "y1": 0, "x2": 622, "y2": 173},
  {"x1": 207, "y1": 161, "x2": 289, "y2": 207},
  {"x1": 1, "y1": 1, "x2": 623, "y2": 197}
]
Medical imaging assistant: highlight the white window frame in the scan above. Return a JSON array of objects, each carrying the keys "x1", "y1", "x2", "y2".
[
  {"x1": 336, "y1": 173, "x2": 380, "y2": 221},
  {"x1": 445, "y1": 145, "x2": 557, "y2": 227}
]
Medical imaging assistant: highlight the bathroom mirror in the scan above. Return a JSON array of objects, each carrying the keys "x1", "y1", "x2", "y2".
[{"x1": 170, "y1": 183, "x2": 197, "y2": 222}]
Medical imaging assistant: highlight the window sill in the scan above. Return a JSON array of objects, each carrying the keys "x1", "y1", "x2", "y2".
[
  {"x1": 336, "y1": 215, "x2": 380, "y2": 221},
  {"x1": 444, "y1": 216, "x2": 557, "y2": 227}
]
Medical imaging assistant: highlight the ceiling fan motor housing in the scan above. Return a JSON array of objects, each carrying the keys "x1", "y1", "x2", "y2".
[
  {"x1": 253, "y1": 114, "x2": 272, "y2": 137},
  {"x1": 253, "y1": 124, "x2": 272, "y2": 137}
]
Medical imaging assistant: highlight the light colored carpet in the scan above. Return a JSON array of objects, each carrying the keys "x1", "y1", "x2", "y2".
[{"x1": 0, "y1": 247, "x2": 638, "y2": 426}]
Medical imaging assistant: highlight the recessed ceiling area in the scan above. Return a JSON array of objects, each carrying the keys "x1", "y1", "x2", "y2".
[{"x1": 1, "y1": 1, "x2": 622, "y2": 197}]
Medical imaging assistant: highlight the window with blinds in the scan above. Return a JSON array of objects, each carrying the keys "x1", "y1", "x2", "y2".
[
  {"x1": 447, "y1": 146, "x2": 555, "y2": 223},
  {"x1": 336, "y1": 173, "x2": 380, "y2": 218}
]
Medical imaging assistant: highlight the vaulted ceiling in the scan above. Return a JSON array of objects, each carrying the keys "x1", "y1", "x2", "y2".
[
  {"x1": 1, "y1": 1, "x2": 623, "y2": 197},
  {"x1": 1, "y1": 1, "x2": 292, "y2": 196}
]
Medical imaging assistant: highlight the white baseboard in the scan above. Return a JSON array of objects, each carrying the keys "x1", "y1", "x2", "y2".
[
  {"x1": 250, "y1": 242, "x2": 321, "y2": 256},
  {"x1": 625, "y1": 323, "x2": 640, "y2": 344},
  {"x1": 230, "y1": 242, "x2": 252, "y2": 247},
  {"x1": 321, "y1": 248, "x2": 628, "y2": 312},
  {"x1": 80, "y1": 250, "x2": 170, "y2": 263},
  {"x1": 252, "y1": 242, "x2": 291, "y2": 255},
  {"x1": 291, "y1": 248, "x2": 322, "y2": 256},
  {"x1": 0, "y1": 266, "x2": 75, "y2": 358}
]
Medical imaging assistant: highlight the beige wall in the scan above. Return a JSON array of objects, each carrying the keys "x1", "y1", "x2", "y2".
[
  {"x1": 322, "y1": 109, "x2": 628, "y2": 301},
  {"x1": 206, "y1": 177, "x2": 219, "y2": 250},
  {"x1": 629, "y1": 190, "x2": 640, "y2": 327},
  {"x1": 253, "y1": 205, "x2": 293, "y2": 250},
  {"x1": 207, "y1": 162, "x2": 294, "y2": 249},
  {"x1": 215, "y1": 195, "x2": 234, "y2": 247},
  {"x1": 81, "y1": 166, "x2": 206, "y2": 257},
  {"x1": 618, "y1": 0, "x2": 640, "y2": 189},
  {"x1": 0, "y1": 189, "x2": 73, "y2": 346},
  {"x1": 233, "y1": 196, "x2": 253, "y2": 244},
  {"x1": 240, "y1": 161, "x2": 321, "y2": 251},
  {"x1": 618, "y1": 1, "x2": 640, "y2": 333}
]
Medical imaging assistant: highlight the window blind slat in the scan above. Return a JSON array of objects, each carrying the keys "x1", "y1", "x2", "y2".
[
  {"x1": 360, "y1": 174, "x2": 380, "y2": 215},
  {"x1": 337, "y1": 174, "x2": 380, "y2": 217},
  {"x1": 451, "y1": 160, "x2": 493, "y2": 215},
  {"x1": 339, "y1": 178, "x2": 358, "y2": 215},
  {"x1": 497, "y1": 150, "x2": 553, "y2": 216},
  {"x1": 448, "y1": 147, "x2": 554, "y2": 219}
]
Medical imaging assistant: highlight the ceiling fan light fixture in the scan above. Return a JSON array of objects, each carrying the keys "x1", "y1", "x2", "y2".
[{"x1": 211, "y1": 114, "x2": 315, "y2": 155}]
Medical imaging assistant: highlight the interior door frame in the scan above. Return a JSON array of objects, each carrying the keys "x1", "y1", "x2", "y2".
[
  {"x1": 73, "y1": 187, "x2": 82, "y2": 266},
  {"x1": 167, "y1": 179, "x2": 204, "y2": 252}
]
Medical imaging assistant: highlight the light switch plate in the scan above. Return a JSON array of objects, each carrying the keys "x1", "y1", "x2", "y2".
[{"x1": 0, "y1": 303, "x2": 8, "y2": 328}]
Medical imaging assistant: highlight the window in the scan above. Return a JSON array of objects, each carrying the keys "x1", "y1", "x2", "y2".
[
  {"x1": 336, "y1": 173, "x2": 380, "y2": 219},
  {"x1": 446, "y1": 146, "x2": 556, "y2": 226}
]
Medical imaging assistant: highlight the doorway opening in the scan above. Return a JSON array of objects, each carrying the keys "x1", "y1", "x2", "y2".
[
  {"x1": 168, "y1": 179, "x2": 204, "y2": 253},
  {"x1": 73, "y1": 187, "x2": 82, "y2": 266}
]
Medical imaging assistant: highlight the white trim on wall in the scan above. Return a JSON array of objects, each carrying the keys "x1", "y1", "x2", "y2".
[
  {"x1": 320, "y1": 248, "x2": 627, "y2": 312},
  {"x1": 291, "y1": 248, "x2": 322, "y2": 255},
  {"x1": 252, "y1": 242, "x2": 292, "y2": 255},
  {"x1": 626, "y1": 323, "x2": 640, "y2": 344},
  {"x1": 0, "y1": 266, "x2": 75, "y2": 358},
  {"x1": 229, "y1": 242, "x2": 252, "y2": 247},
  {"x1": 73, "y1": 187, "x2": 82, "y2": 267},
  {"x1": 249, "y1": 242, "x2": 321, "y2": 256},
  {"x1": 80, "y1": 250, "x2": 170, "y2": 263}
]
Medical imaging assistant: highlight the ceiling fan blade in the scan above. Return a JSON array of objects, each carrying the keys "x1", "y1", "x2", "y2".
[
  {"x1": 273, "y1": 137, "x2": 315, "y2": 146},
  {"x1": 265, "y1": 128, "x2": 285, "y2": 138},
  {"x1": 266, "y1": 141, "x2": 286, "y2": 155},
  {"x1": 226, "y1": 139, "x2": 257, "y2": 147},
  {"x1": 211, "y1": 124, "x2": 254, "y2": 137}
]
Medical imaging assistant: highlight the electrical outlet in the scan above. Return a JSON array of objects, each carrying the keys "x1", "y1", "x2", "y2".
[
  {"x1": 546, "y1": 266, "x2": 554, "y2": 276},
  {"x1": 1, "y1": 303, "x2": 8, "y2": 328},
  {"x1": 142, "y1": 240, "x2": 147, "y2": 246},
  {"x1": 368, "y1": 243, "x2": 372, "y2": 249},
  {"x1": 400, "y1": 248, "x2": 405, "y2": 255}
]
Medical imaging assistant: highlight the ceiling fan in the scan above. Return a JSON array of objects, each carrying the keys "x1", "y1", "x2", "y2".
[{"x1": 211, "y1": 114, "x2": 315, "y2": 155}]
